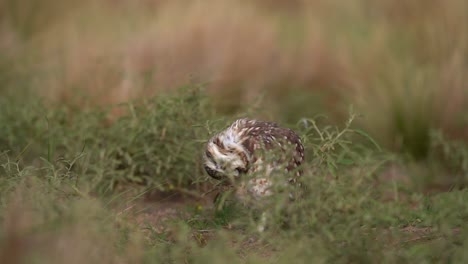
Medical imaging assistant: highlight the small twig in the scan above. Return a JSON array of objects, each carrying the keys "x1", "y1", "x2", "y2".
[
  {"x1": 196, "y1": 229, "x2": 215, "y2": 233},
  {"x1": 201, "y1": 187, "x2": 219, "y2": 197},
  {"x1": 116, "y1": 204, "x2": 137, "y2": 217}
]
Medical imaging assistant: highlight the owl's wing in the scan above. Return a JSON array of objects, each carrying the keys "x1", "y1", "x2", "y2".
[{"x1": 241, "y1": 124, "x2": 304, "y2": 167}]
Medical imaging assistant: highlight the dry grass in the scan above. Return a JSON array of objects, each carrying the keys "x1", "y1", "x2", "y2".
[
  {"x1": 22, "y1": 0, "x2": 347, "y2": 112},
  {"x1": 1, "y1": 0, "x2": 467, "y2": 151}
]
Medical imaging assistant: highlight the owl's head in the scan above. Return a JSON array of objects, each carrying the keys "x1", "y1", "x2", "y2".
[{"x1": 203, "y1": 134, "x2": 250, "y2": 181}]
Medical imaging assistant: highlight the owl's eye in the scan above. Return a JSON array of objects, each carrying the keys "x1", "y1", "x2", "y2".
[
  {"x1": 235, "y1": 167, "x2": 246, "y2": 175},
  {"x1": 204, "y1": 165, "x2": 222, "y2": 180},
  {"x1": 205, "y1": 150, "x2": 214, "y2": 161}
]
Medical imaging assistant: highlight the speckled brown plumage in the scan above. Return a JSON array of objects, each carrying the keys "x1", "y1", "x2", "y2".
[{"x1": 203, "y1": 118, "x2": 305, "y2": 202}]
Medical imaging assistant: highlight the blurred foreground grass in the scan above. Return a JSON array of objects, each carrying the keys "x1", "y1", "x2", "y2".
[{"x1": 0, "y1": 86, "x2": 468, "y2": 263}]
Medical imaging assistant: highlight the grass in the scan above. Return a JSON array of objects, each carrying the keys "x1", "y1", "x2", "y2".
[
  {"x1": 1, "y1": 86, "x2": 468, "y2": 263},
  {"x1": 0, "y1": 85, "x2": 217, "y2": 194},
  {"x1": 2, "y1": 0, "x2": 467, "y2": 151},
  {"x1": 0, "y1": 0, "x2": 467, "y2": 262}
]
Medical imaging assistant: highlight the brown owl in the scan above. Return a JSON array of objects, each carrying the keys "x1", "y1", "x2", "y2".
[{"x1": 203, "y1": 118, "x2": 305, "y2": 206}]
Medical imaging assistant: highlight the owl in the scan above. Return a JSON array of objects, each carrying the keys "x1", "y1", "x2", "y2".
[{"x1": 203, "y1": 118, "x2": 305, "y2": 206}]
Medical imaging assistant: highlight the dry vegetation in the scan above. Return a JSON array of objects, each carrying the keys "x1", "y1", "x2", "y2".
[
  {"x1": 1, "y1": 0, "x2": 468, "y2": 263},
  {"x1": 2, "y1": 0, "x2": 467, "y2": 144}
]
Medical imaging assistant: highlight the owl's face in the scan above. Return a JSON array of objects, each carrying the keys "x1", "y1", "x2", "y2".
[{"x1": 204, "y1": 138, "x2": 249, "y2": 181}]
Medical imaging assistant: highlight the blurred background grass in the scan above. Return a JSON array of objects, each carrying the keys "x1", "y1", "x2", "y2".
[{"x1": 1, "y1": 0, "x2": 466, "y2": 157}]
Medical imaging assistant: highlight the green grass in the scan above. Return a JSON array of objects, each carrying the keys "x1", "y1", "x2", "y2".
[
  {"x1": 0, "y1": 1, "x2": 467, "y2": 262},
  {"x1": 1, "y1": 86, "x2": 468, "y2": 263}
]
